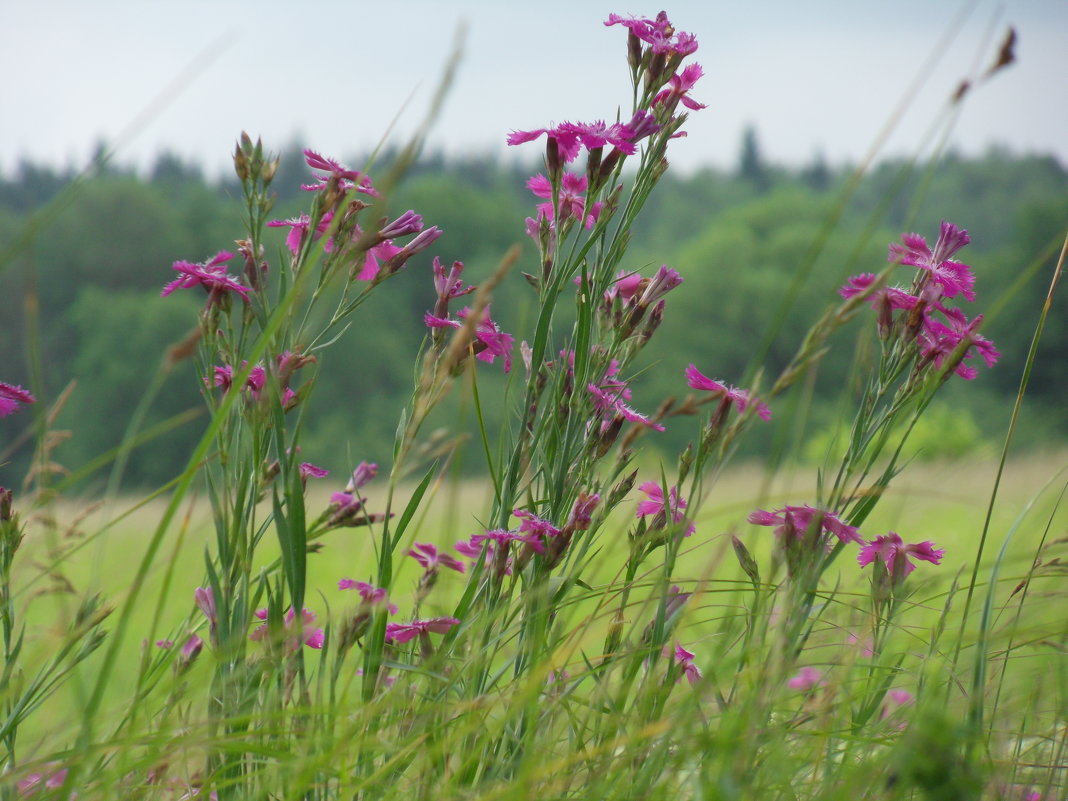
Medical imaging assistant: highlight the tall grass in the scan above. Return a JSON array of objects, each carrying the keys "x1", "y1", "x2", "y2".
[{"x1": 2, "y1": 11, "x2": 1065, "y2": 801}]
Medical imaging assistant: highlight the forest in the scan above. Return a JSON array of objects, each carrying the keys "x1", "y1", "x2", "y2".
[{"x1": 1, "y1": 135, "x2": 1065, "y2": 488}]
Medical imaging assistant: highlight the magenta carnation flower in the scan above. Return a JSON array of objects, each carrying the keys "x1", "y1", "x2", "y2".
[
  {"x1": 748, "y1": 505, "x2": 862, "y2": 545},
  {"x1": 161, "y1": 251, "x2": 250, "y2": 304},
  {"x1": 250, "y1": 607, "x2": 324, "y2": 651},
  {"x1": 889, "y1": 221, "x2": 976, "y2": 301},
  {"x1": 636, "y1": 481, "x2": 694, "y2": 536},
  {"x1": 604, "y1": 11, "x2": 699, "y2": 56},
  {"x1": 338, "y1": 579, "x2": 398, "y2": 614},
  {"x1": 685, "y1": 364, "x2": 771, "y2": 421},
  {"x1": 407, "y1": 542, "x2": 467, "y2": 573},
  {"x1": 857, "y1": 532, "x2": 944, "y2": 577},
  {"x1": 787, "y1": 666, "x2": 825, "y2": 691},
  {"x1": 385, "y1": 616, "x2": 459, "y2": 644},
  {"x1": 0, "y1": 382, "x2": 35, "y2": 418}
]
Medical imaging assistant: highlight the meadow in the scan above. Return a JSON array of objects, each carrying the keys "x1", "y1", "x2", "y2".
[{"x1": 2, "y1": 9, "x2": 1066, "y2": 801}]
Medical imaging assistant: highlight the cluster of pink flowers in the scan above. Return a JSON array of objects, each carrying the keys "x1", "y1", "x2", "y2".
[
  {"x1": 748, "y1": 504, "x2": 944, "y2": 581},
  {"x1": 0, "y1": 381, "x2": 35, "y2": 418},
  {"x1": 841, "y1": 221, "x2": 999, "y2": 379}
]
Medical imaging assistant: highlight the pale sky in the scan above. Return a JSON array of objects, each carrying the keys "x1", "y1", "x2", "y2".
[{"x1": 3, "y1": 0, "x2": 1066, "y2": 178}]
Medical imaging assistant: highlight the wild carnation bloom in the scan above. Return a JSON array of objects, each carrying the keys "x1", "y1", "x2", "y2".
[
  {"x1": 748, "y1": 505, "x2": 862, "y2": 545},
  {"x1": 858, "y1": 532, "x2": 944, "y2": 577},
  {"x1": 267, "y1": 211, "x2": 336, "y2": 255},
  {"x1": 299, "y1": 462, "x2": 329, "y2": 479},
  {"x1": 507, "y1": 117, "x2": 652, "y2": 163},
  {"x1": 685, "y1": 364, "x2": 771, "y2": 421},
  {"x1": 653, "y1": 63, "x2": 707, "y2": 111},
  {"x1": 587, "y1": 383, "x2": 665, "y2": 432},
  {"x1": 917, "y1": 307, "x2": 999, "y2": 379},
  {"x1": 0, "y1": 382, "x2": 35, "y2": 418},
  {"x1": 638, "y1": 265, "x2": 683, "y2": 306},
  {"x1": 889, "y1": 221, "x2": 976, "y2": 301},
  {"x1": 513, "y1": 508, "x2": 561, "y2": 541},
  {"x1": 338, "y1": 579, "x2": 398, "y2": 614},
  {"x1": 385, "y1": 617, "x2": 459, "y2": 644},
  {"x1": 787, "y1": 666, "x2": 825, "y2": 691},
  {"x1": 636, "y1": 481, "x2": 694, "y2": 536},
  {"x1": 604, "y1": 11, "x2": 699, "y2": 55},
  {"x1": 346, "y1": 461, "x2": 378, "y2": 491},
  {"x1": 527, "y1": 172, "x2": 603, "y2": 229},
  {"x1": 432, "y1": 257, "x2": 477, "y2": 301},
  {"x1": 468, "y1": 527, "x2": 546, "y2": 554},
  {"x1": 407, "y1": 542, "x2": 467, "y2": 573},
  {"x1": 425, "y1": 306, "x2": 515, "y2": 373},
  {"x1": 161, "y1": 251, "x2": 250, "y2": 303},
  {"x1": 667, "y1": 642, "x2": 702, "y2": 686},
  {"x1": 456, "y1": 538, "x2": 514, "y2": 575},
  {"x1": 250, "y1": 607, "x2": 325, "y2": 651},
  {"x1": 302, "y1": 148, "x2": 377, "y2": 195}
]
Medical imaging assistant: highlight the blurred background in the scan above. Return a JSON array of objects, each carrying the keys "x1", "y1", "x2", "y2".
[{"x1": 1, "y1": 0, "x2": 1066, "y2": 488}]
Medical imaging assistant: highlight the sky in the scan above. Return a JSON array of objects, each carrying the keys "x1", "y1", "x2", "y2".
[{"x1": 3, "y1": 0, "x2": 1066, "y2": 179}]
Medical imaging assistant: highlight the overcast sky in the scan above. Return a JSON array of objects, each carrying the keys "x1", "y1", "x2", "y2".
[{"x1": 3, "y1": 0, "x2": 1066, "y2": 178}]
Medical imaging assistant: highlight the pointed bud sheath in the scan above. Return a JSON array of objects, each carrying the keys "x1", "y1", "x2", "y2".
[
  {"x1": 234, "y1": 141, "x2": 251, "y2": 182},
  {"x1": 585, "y1": 146, "x2": 604, "y2": 191},
  {"x1": 640, "y1": 300, "x2": 666, "y2": 345},
  {"x1": 627, "y1": 28, "x2": 643, "y2": 72},
  {"x1": 608, "y1": 469, "x2": 638, "y2": 508},
  {"x1": 0, "y1": 487, "x2": 13, "y2": 523},
  {"x1": 876, "y1": 291, "x2": 894, "y2": 340},
  {"x1": 732, "y1": 536, "x2": 761, "y2": 587},
  {"x1": 677, "y1": 443, "x2": 694, "y2": 486},
  {"x1": 261, "y1": 156, "x2": 280, "y2": 185},
  {"x1": 546, "y1": 137, "x2": 563, "y2": 185},
  {"x1": 595, "y1": 415, "x2": 625, "y2": 457}
]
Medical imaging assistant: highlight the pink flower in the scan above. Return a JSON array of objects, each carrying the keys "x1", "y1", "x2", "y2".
[
  {"x1": 432, "y1": 257, "x2": 476, "y2": 301},
  {"x1": 747, "y1": 505, "x2": 862, "y2": 546},
  {"x1": 916, "y1": 307, "x2": 999, "y2": 380},
  {"x1": 604, "y1": 11, "x2": 699, "y2": 56},
  {"x1": 507, "y1": 116, "x2": 654, "y2": 163},
  {"x1": 346, "y1": 461, "x2": 378, "y2": 491},
  {"x1": 605, "y1": 270, "x2": 644, "y2": 304},
  {"x1": 267, "y1": 211, "x2": 336, "y2": 255},
  {"x1": 407, "y1": 542, "x2": 467, "y2": 573},
  {"x1": 17, "y1": 764, "x2": 69, "y2": 795},
  {"x1": 566, "y1": 492, "x2": 601, "y2": 531},
  {"x1": 889, "y1": 221, "x2": 976, "y2": 301},
  {"x1": 194, "y1": 586, "x2": 216, "y2": 625},
  {"x1": 385, "y1": 617, "x2": 459, "y2": 644},
  {"x1": 685, "y1": 364, "x2": 771, "y2": 421},
  {"x1": 838, "y1": 273, "x2": 919, "y2": 312},
  {"x1": 302, "y1": 149, "x2": 377, "y2": 195},
  {"x1": 638, "y1": 265, "x2": 683, "y2": 306},
  {"x1": 667, "y1": 642, "x2": 702, "y2": 685},
  {"x1": 513, "y1": 508, "x2": 561, "y2": 541},
  {"x1": 636, "y1": 481, "x2": 694, "y2": 536},
  {"x1": 425, "y1": 306, "x2": 515, "y2": 373},
  {"x1": 299, "y1": 462, "x2": 329, "y2": 479},
  {"x1": 858, "y1": 532, "x2": 944, "y2": 578},
  {"x1": 787, "y1": 666, "x2": 825, "y2": 691},
  {"x1": 653, "y1": 63, "x2": 707, "y2": 111},
  {"x1": 0, "y1": 382, "x2": 35, "y2": 418},
  {"x1": 161, "y1": 251, "x2": 250, "y2": 303},
  {"x1": 338, "y1": 579, "x2": 398, "y2": 615},
  {"x1": 526, "y1": 172, "x2": 603, "y2": 230},
  {"x1": 468, "y1": 527, "x2": 546, "y2": 555},
  {"x1": 250, "y1": 607, "x2": 324, "y2": 651},
  {"x1": 587, "y1": 383, "x2": 665, "y2": 432},
  {"x1": 455, "y1": 538, "x2": 514, "y2": 575}
]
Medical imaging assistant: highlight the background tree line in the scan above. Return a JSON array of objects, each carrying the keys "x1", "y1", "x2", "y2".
[{"x1": 1, "y1": 132, "x2": 1065, "y2": 489}]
